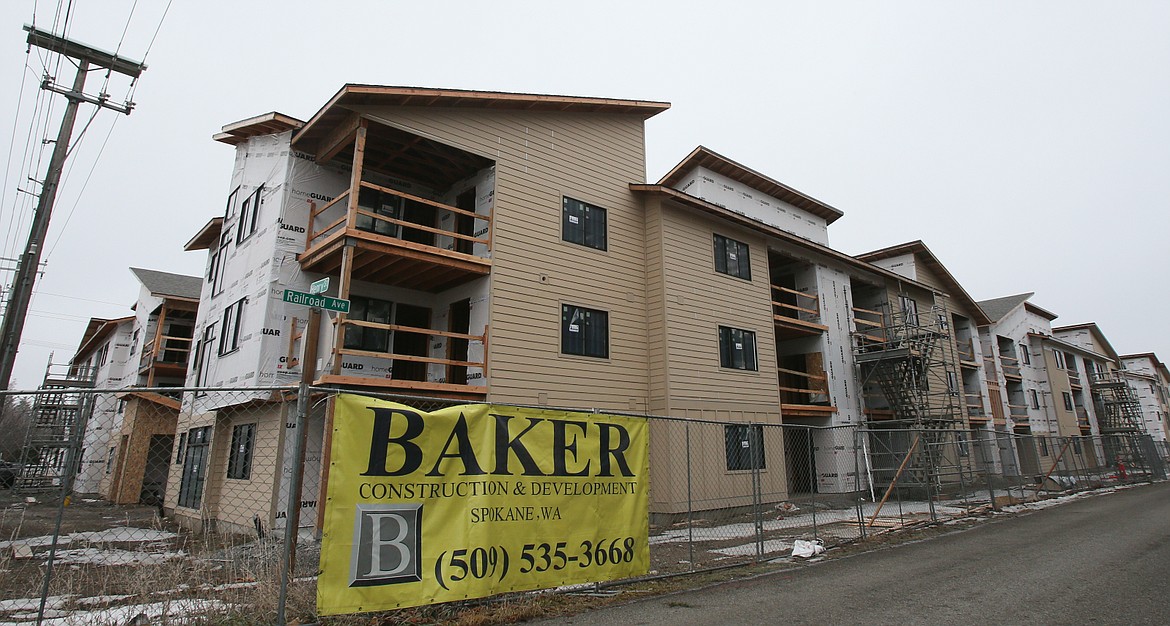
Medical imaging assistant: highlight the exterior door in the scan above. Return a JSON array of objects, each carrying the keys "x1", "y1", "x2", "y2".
[{"x1": 178, "y1": 427, "x2": 210, "y2": 509}]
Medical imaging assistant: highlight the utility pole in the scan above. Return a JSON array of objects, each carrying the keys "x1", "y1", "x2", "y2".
[{"x1": 0, "y1": 25, "x2": 145, "y2": 390}]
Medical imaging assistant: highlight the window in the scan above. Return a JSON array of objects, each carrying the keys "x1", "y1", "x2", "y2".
[
  {"x1": 95, "y1": 342, "x2": 109, "y2": 369},
  {"x1": 345, "y1": 295, "x2": 393, "y2": 352},
  {"x1": 562, "y1": 197, "x2": 607, "y2": 251},
  {"x1": 719, "y1": 326, "x2": 757, "y2": 371},
  {"x1": 218, "y1": 298, "x2": 246, "y2": 356},
  {"x1": 1019, "y1": 344, "x2": 1030, "y2": 365},
  {"x1": 178, "y1": 427, "x2": 210, "y2": 509},
  {"x1": 1052, "y1": 350, "x2": 1065, "y2": 370},
  {"x1": 713, "y1": 234, "x2": 751, "y2": 280},
  {"x1": 561, "y1": 304, "x2": 609, "y2": 358},
  {"x1": 899, "y1": 295, "x2": 918, "y2": 323},
  {"x1": 1038, "y1": 437, "x2": 1049, "y2": 457},
  {"x1": 175, "y1": 431, "x2": 187, "y2": 465},
  {"x1": 1073, "y1": 438, "x2": 1083, "y2": 454},
  {"x1": 212, "y1": 232, "x2": 230, "y2": 296},
  {"x1": 105, "y1": 447, "x2": 116, "y2": 474},
  {"x1": 356, "y1": 185, "x2": 404, "y2": 237},
  {"x1": 224, "y1": 186, "x2": 240, "y2": 218},
  {"x1": 1063, "y1": 392, "x2": 1074, "y2": 411},
  {"x1": 946, "y1": 371, "x2": 959, "y2": 395},
  {"x1": 1029, "y1": 389, "x2": 1040, "y2": 409},
  {"x1": 227, "y1": 423, "x2": 256, "y2": 480},
  {"x1": 237, "y1": 184, "x2": 263, "y2": 242},
  {"x1": 194, "y1": 325, "x2": 216, "y2": 386},
  {"x1": 724, "y1": 424, "x2": 765, "y2": 471}
]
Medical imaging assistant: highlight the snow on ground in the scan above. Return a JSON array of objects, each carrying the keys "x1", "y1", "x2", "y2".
[
  {"x1": 51, "y1": 547, "x2": 184, "y2": 566},
  {"x1": 0, "y1": 527, "x2": 176, "y2": 551},
  {"x1": 710, "y1": 539, "x2": 792, "y2": 557},
  {"x1": 9, "y1": 598, "x2": 229, "y2": 625}
]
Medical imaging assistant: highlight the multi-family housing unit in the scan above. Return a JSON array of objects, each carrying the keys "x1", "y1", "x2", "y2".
[
  {"x1": 15, "y1": 268, "x2": 199, "y2": 503},
  {"x1": 976, "y1": 295, "x2": 1120, "y2": 474},
  {"x1": 167, "y1": 85, "x2": 997, "y2": 532},
  {"x1": 1117, "y1": 353, "x2": 1170, "y2": 443}
]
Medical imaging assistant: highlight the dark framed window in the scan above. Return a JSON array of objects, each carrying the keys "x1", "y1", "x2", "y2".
[
  {"x1": 356, "y1": 185, "x2": 404, "y2": 237},
  {"x1": 946, "y1": 371, "x2": 959, "y2": 395},
  {"x1": 1029, "y1": 389, "x2": 1040, "y2": 409},
  {"x1": 713, "y1": 234, "x2": 751, "y2": 280},
  {"x1": 345, "y1": 295, "x2": 393, "y2": 352},
  {"x1": 561, "y1": 304, "x2": 609, "y2": 358},
  {"x1": 227, "y1": 423, "x2": 256, "y2": 480},
  {"x1": 719, "y1": 326, "x2": 757, "y2": 371},
  {"x1": 175, "y1": 431, "x2": 187, "y2": 465},
  {"x1": 899, "y1": 295, "x2": 918, "y2": 323},
  {"x1": 237, "y1": 184, "x2": 264, "y2": 243},
  {"x1": 224, "y1": 186, "x2": 240, "y2": 218},
  {"x1": 1038, "y1": 437, "x2": 1049, "y2": 457},
  {"x1": 218, "y1": 298, "x2": 246, "y2": 356},
  {"x1": 562, "y1": 197, "x2": 607, "y2": 251},
  {"x1": 1019, "y1": 344, "x2": 1031, "y2": 365},
  {"x1": 1063, "y1": 392, "x2": 1074, "y2": 411},
  {"x1": 178, "y1": 426, "x2": 211, "y2": 509},
  {"x1": 194, "y1": 325, "x2": 216, "y2": 387},
  {"x1": 725, "y1": 424, "x2": 765, "y2": 471},
  {"x1": 212, "y1": 233, "x2": 230, "y2": 296}
]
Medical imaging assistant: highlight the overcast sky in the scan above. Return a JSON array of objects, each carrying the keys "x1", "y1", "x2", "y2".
[{"x1": 1, "y1": 1, "x2": 1167, "y2": 388}]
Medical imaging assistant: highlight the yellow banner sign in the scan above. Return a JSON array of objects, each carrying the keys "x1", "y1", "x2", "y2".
[{"x1": 318, "y1": 394, "x2": 649, "y2": 615}]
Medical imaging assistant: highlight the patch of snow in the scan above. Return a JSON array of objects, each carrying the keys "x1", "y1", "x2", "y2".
[
  {"x1": 710, "y1": 539, "x2": 791, "y2": 556},
  {"x1": 36, "y1": 598, "x2": 229, "y2": 626},
  {"x1": 0, "y1": 595, "x2": 74, "y2": 613},
  {"x1": 51, "y1": 548, "x2": 184, "y2": 566}
]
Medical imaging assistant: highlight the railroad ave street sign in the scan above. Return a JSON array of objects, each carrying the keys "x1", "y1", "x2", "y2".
[{"x1": 283, "y1": 289, "x2": 350, "y2": 313}]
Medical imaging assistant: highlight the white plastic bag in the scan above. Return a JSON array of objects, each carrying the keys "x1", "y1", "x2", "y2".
[{"x1": 791, "y1": 539, "x2": 825, "y2": 558}]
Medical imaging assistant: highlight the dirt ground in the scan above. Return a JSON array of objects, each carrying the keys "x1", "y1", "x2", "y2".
[{"x1": 0, "y1": 489, "x2": 163, "y2": 539}]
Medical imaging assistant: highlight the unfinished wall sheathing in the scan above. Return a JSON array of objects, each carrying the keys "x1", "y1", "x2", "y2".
[
  {"x1": 76, "y1": 321, "x2": 134, "y2": 494},
  {"x1": 673, "y1": 167, "x2": 831, "y2": 245},
  {"x1": 810, "y1": 266, "x2": 865, "y2": 492}
]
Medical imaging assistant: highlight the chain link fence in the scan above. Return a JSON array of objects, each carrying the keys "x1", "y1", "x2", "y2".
[{"x1": 0, "y1": 384, "x2": 1165, "y2": 624}]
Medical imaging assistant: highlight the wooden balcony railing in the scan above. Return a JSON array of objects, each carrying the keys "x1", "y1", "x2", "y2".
[
  {"x1": 306, "y1": 182, "x2": 491, "y2": 254},
  {"x1": 964, "y1": 392, "x2": 985, "y2": 416},
  {"x1": 777, "y1": 366, "x2": 829, "y2": 404},
  {"x1": 1076, "y1": 406, "x2": 1090, "y2": 429},
  {"x1": 1000, "y1": 355, "x2": 1022, "y2": 378},
  {"x1": 1007, "y1": 403, "x2": 1029, "y2": 418},
  {"x1": 955, "y1": 337, "x2": 976, "y2": 362},
  {"x1": 771, "y1": 286, "x2": 819, "y2": 322},
  {"x1": 334, "y1": 319, "x2": 487, "y2": 385},
  {"x1": 852, "y1": 307, "x2": 885, "y2": 343},
  {"x1": 1066, "y1": 368, "x2": 1082, "y2": 388},
  {"x1": 139, "y1": 335, "x2": 192, "y2": 370}
]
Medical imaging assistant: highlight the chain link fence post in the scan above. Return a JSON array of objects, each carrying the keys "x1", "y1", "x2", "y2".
[{"x1": 276, "y1": 382, "x2": 309, "y2": 626}]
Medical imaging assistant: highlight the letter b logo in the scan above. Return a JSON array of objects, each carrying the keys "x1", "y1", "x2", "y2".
[{"x1": 349, "y1": 504, "x2": 422, "y2": 587}]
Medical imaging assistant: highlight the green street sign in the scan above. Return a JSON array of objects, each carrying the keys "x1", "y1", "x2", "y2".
[
  {"x1": 283, "y1": 289, "x2": 350, "y2": 313},
  {"x1": 309, "y1": 277, "x2": 330, "y2": 295}
]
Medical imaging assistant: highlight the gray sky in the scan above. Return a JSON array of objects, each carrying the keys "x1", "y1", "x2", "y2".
[{"x1": 1, "y1": 1, "x2": 1167, "y2": 388}]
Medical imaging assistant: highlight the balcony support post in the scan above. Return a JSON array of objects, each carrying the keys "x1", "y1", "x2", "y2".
[
  {"x1": 345, "y1": 121, "x2": 368, "y2": 230},
  {"x1": 147, "y1": 305, "x2": 168, "y2": 387},
  {"x1": 331, "y1": 243, "x2": 356, "y2": 376}
]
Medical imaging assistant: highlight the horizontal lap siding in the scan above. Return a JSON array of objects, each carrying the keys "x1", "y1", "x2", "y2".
[
  {"x1": 660, "y1": 204, "x2": 780, "y2": 411},
  {"x1": 356, "y1": 106, "x2": 650, "y2": 410}
]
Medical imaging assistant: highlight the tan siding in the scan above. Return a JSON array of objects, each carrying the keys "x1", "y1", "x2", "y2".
[
  {"x1": 658, "y1": 204, "x2": 780, "y2": 410},
  {"x1": 354, "y1": 105, "x2": 652, "y2": 411}
]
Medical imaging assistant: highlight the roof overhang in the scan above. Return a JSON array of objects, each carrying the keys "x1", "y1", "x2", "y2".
[
  {"x1": 857, "y1": 240, "x2": 992, "y2": 325},
  {"x1": 657, "y1": 146, "x2": 844, "y2": 225},
  {"x1": 1024, "y1": 301, "x2": 1059, "y2": 322},
  {"x1": 1053, "y1": 323, "x2": 1120, "y2": 361},
  {"x1": 213, "y1": 112, "x2": 305, "y2": 145},
  {"x1": 1120, "y1": 353, "x2": 1170, "y2": 382},
  {"x1": 185, "y1": 217, "x2": 223, "y2": 251},
  {"x1": 631, "y1": 184, "x2": 934, "y2": 292},
  {"x1": 1027, "y1": 332, "x2": 1111, "y2": 362},
  {"x1": 115, "y1": 390, "x2": 181, "y2": 411},
  {"x1": 74, "y1": 315, "x2": 134, "y2": 360},
  {"x1": 292, "y1": 84, "x2": 670, "y2": 155}
]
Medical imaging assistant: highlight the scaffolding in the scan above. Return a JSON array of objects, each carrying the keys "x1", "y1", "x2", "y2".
[
  {"x1": 14, "y1": 358, "x2": 96, "y2": 493},
  {"x1": 1088, "y1": 371, "x2": 1146, "y2": 469},
  {"x1": 853, "y1": 300, "x2": 967, "y2": 499}
]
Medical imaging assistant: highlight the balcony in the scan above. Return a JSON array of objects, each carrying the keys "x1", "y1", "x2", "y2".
[
  {"x1": 138, "y1": 336, "x2": 192, "y2": 375},
  {"x1": 777, "y1": 365, "x2": 835, "y2": 418},
  {"x1": 1075, "y1": 406, "x2": 1090, "y2": 430},
  {"x1": 852, "y1": 306, "x2": 886, "y2": 345},
  {"x1": 316, "y1": 317, "x2": 488, "y2": 398},
  {"x1": 1066, "y1": 368, "x2": 1082, "y2": 389},
  {"x1": 964, "y1": 392, "x2": 987, "y2": 419},
  {"x1": 1000, "y1": 355, "x2": 1022, "y2": 380},
  {"x1": 955, "y1": 337, "x2": 978, "y2": 367},
  {"x1": 1008, "y1": 403, "x2": 1029, "y2": 419},
  {"x1": 771, "y1": 285, "x2": 826, "y2": 339},
  {"x1": 302, "y1": 182, "x2": 491, "y2": 293}
]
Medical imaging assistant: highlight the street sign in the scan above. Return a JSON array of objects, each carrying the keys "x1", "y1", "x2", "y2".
[
  {"x1": 309, "y1": 277, "x2": 330, "y2": 295},
  {"x1": 283, "y1": 289, "x2": 350, "y2": 313}
]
